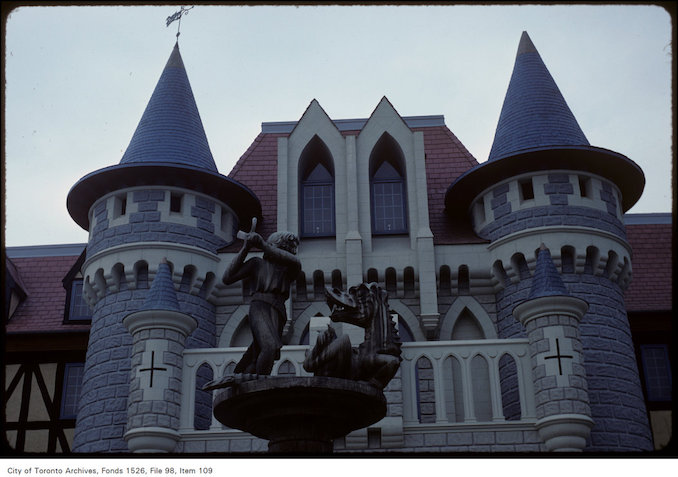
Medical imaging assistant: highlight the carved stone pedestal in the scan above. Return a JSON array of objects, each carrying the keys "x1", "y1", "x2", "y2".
[{"x1": 213, "y1": 376, "x2": 387, "y2": 454}]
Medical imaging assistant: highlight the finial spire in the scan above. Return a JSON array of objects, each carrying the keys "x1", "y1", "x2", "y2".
[
  {"x1": 516, "y1": 31, "x2": 538, "y2": 56},
  {"x1": 166, "y1": 6, "x2": 194, "y2": 41}
]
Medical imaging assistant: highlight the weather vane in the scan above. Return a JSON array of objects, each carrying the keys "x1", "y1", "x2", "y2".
[{"x1": 166, "y1": 6, "x2": 194, "y2": 41}]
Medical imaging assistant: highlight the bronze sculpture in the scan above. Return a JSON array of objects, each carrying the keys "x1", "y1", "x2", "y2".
[
  {"x1": 210, "y1": 227, "x2": 401, "y2": 452},
  {"x1": 303, "y1": 283, "x2": 402, "y2": 389},
  {"x1": 221, "y1": 219, "x2": 301, "y2": 376}
]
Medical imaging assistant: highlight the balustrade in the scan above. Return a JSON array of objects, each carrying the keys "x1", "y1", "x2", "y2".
[{"x1": 179, "y1": 339, "x2": 536, "y2": 446}]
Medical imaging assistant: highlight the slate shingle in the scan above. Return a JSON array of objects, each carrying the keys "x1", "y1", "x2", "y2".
[
  {"x1": 488, "y1": 31, "x2": 589, "y2": 162},
  {"x1": 120, "y1": 43, "x2": 217, "y2": 172},
  {"x1": 529, "y1": 245, "x2": 570, "y2": 299},
  {"x1": 141, "y1": 260, "x2": 181, "y2": 312}
]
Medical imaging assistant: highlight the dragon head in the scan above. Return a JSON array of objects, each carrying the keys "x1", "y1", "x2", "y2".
[{"x1": 324, "y1": 283, "x2": 376, "y2": 328}]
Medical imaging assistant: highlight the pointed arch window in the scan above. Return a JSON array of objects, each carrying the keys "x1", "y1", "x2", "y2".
[
  {"x1": 370, "y1": 135, "x2": 407, "y2": 234},
  {"x1": 299, "y1": 137, "x2": 335, "y2": 237}
]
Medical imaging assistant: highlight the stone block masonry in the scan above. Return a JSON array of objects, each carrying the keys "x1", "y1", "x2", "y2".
[
  {"x1": 73, "y1": 287, "x2": 217, "y2": 452},
  {"x1": 72, "y1": 291, "x2": 139, "y2": 453},
  {"x1": 564, "y1": 274, "x2": 653, "y2": 451},
  {"x1": 478, "y1": 174, "x2": 626, "y2": 242},
  {"x1": 495, "y1": 257, "x2": 651, "y2": 450},
  {"x1": 88, "y1": 189, "x2": 230, "y2": 256}
]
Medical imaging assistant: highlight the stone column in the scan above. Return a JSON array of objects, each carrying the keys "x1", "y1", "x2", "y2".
[
  {"x1": 512, "y1": 246, "x2": 593, "y2": 452},
  {"x1": 122, "y1": 260, "x2": 197, "y2": 453},
  {"x1": 344, "y1": 135, "x2": 364, "y2": 287}
]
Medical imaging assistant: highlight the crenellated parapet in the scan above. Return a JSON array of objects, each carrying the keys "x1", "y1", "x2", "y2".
[
  {"x1": 81, "y1": 242, "x2": 221, "y2": 307},
  {"x1": 441, "y1": 31, "x2": 651, "y2": 452},
  {"x1": 487, "y1": 227, "x2": 633, "y2": 293},
  {"x1": 78, "y1": 184, "x2": 243, "y2": 308},
  {"x1": 469, "y1": 169, "x2": 632, "y2": 296}
]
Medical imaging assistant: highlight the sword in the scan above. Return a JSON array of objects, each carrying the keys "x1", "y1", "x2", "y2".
[
  {"x1": 237, "y1": 217, "x2": 258, "y2": 241},
  {"x1": 216, "y1": 217, "x2": 258, "y2": 254}
]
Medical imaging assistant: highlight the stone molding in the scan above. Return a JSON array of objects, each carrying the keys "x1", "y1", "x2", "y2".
[
  {"x1": 512, "y1": 295, "x2": 588, "y2": 328},
  {"x1": 124, "y1": 426, "x2": 181, "y2": 453},
  {"x1": 123, "y1": 309, "x2": 198, "y2": 337},
  {"x1": 471, "y1": 171, "x2": 624, "y2": 233},
  {"x1": 535, "y1": 414, "x2": 594, "y2": 452}
]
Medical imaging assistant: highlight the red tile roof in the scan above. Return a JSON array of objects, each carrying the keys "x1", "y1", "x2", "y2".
[
  {"x1": 228, "y1": 122, "x2": 485, "y2": 244},
  {"x1": 228, "y1": 132, "x2": 284, "y2": 241},
  {"x1": 416, "y1": 126, "x2": 485, "y2": 244},
  {"x1": 5, "y1": 254, "x2": 90, "y2": 334},
  {"x1": 624, "y1": 222, "x2": 673, "y2": 312}
]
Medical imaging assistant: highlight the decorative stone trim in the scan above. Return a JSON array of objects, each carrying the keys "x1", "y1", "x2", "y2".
[
  {"x1": 487, "y1": 225, "x2": 631, "y2": 256},
  {"x1": 81, "y1": 242, "x2": 220, "y2": 305},
  {"x1": 123, "y1": 309, "x2": 198, "y2": 337},
  {"x1": 535, "y1": 414, "x2": 594, "y2": 452},
  {"x1": 124, "y1": 427, "x2": 181, "y2": 453},
  {"x1": 439, "y1": 296, "x2": 496, "y2": 340},
  {"x1": 471, "y1": 171, "x2": 624, "y2": 234},
  {"x1": 513, "y1": 295, "x2": 588, "y2": 328}
]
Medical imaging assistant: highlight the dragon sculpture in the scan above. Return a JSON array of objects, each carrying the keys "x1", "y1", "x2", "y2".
[{"x1": 303, "y1": 283, "x2": 402, "y2": 389}]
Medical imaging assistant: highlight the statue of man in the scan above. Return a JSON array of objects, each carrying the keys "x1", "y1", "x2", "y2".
[{"x1": 222, "y1": 229, "x2": 301, "y2": 376}]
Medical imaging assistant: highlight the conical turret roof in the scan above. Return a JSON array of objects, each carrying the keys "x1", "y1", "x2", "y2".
[
  {"x1": 445, "y1": 32, "x2": 644, "y2": 216},
  {"x1": 528, "y1": 245, "x2": 570, "y2": 299},
  {"x1": 488, "y1": 32, "x2": 589, "y2": 162},
  {"x1": 141, "y1": 259, "x2": 181, "y2": 312},
  {"x1": 67, "y1": 43, "x2": 261, "y2": 231},
  {"x1": 120, "y1": 43, "x2": 217, "y2": 171}
]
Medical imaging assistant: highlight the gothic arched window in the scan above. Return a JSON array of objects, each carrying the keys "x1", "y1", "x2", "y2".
[
  {"x1": 299, "y1": 137, "x2": 335, "y2": 237},
  {"x1": 370, "y1": 135, "x2": 407, "y2": 235}
]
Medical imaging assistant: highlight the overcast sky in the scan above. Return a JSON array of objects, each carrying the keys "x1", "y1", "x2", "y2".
[{"x1": 3, "y1": 3, "x2": 673, "y2": 247}]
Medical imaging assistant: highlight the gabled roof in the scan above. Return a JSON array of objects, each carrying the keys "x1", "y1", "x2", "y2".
[
  {"x1": 416, "y1": 125, "x2": 481, "y2": 244},
  {"x1": 228, "y1": 132, "x2": 283, "y2": 242},
  {"x1": 5, "y1": 256, "x2": 28, "y2": 301}
]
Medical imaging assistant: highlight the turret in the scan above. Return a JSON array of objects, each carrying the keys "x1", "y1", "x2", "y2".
[
  {"x1": 123, "y1": 259, "x2": 197, "y2": 453},
  {"x1": 445, "y1": 32, "x2": 652, "y2": 451},
  {"x1": 513, "y1": 245, "x2": 592, "y2": 451},
  {"x1": 66, "y1": 42, "x2": 260, "y2": 453}
]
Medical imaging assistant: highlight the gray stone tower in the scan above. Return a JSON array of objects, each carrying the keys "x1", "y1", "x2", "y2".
[
  {"x1": 66, "y1": 42, "x2": 260, "y2": 452},
  {"x1": 513, "y1": 245, "x2": 592, "y2": 451},
  {"x1": 445, "y1": 32, "x2": 653, "y2": 451},
  {"x1": 123, "y1": 259, "x2": 197, "y2": 453}
]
